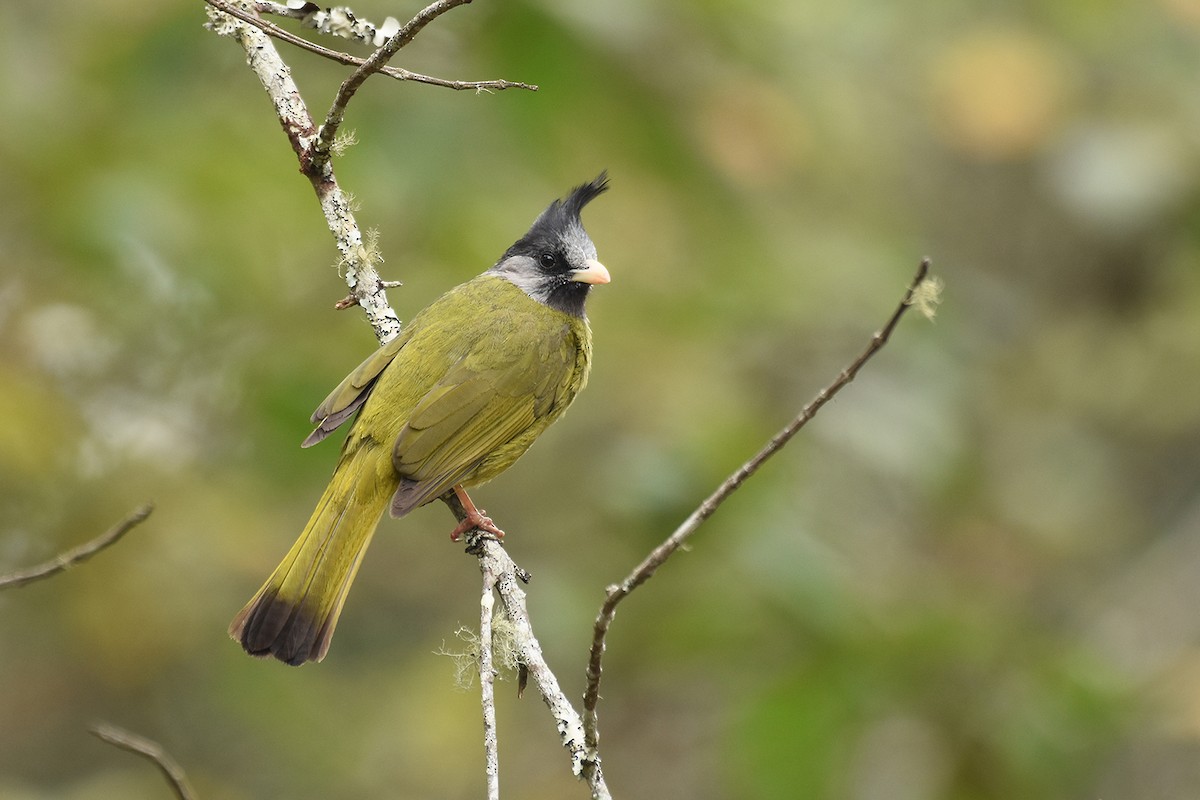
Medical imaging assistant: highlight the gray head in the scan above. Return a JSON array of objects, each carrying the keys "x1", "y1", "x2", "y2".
[{"x1": 488, "y1": 173, "x2": 610, "y2": 317}]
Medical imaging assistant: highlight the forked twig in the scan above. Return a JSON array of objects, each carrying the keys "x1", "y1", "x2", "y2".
[
  {"x1": 467, "y1": 535, "x2": 611, "y2": 799},
  {"x1": 451, "y1": 497, "x2": 610, "y2": 798},
  {"x1": 581, "y1": 258, "x2": 936, "y2": 752}
]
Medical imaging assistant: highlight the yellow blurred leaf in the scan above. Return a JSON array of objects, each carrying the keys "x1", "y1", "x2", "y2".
[{"x1": 927, "y1": 28, "x2": 1073, "y2": 159}]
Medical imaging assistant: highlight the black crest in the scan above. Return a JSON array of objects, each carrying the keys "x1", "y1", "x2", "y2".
[
  {"x1": 561, "y1": 172, "x2": 610, "y2": 221},
  {"x1": 506, "y1": 172, "x2": 609, "y2": 257}
]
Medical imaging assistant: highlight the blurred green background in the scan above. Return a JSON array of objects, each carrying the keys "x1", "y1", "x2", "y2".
[{"x1": 3, "y1": 0, "x2": 1200, "y2": 797}]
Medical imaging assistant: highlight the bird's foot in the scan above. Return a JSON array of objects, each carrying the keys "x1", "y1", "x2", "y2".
[
  {"x1": 450, "y1": 508, "x2": 505, "y2": 541},
  {"x1": 447, "y1": 484, "x2": 506, "y2": 541}
]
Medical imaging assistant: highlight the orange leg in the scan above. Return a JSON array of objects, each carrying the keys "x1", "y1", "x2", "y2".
[{"x1": 448, "y1": 485, "x2": 505, "y2": 541}]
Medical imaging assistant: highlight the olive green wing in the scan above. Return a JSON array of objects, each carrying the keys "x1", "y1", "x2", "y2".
[
  {"x1": 302, "y1": 329, "x2": 412, "y2": 448},
  {"x1": 388, "y1": 323, "x2": 579, "y2": 516}
]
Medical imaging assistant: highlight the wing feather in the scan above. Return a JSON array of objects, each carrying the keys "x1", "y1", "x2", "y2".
[
  {"x1": 302, "y1": 330, "x2": 411, "y2": 448},
  {"x1": 388, "y1": 325, "x2": 574, "y2": 515}
]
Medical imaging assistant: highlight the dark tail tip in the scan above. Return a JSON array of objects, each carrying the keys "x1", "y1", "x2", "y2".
[{"x1": 229, "y1": 589, "x2": 330, "y2": 667}]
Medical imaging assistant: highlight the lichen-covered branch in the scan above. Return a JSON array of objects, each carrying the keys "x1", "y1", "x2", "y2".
[
  {"x1": 205, "y1": 1, "x2": 402, "y2": 343},
  {"x1": 255, "y1": 1, "x2": 403, "y2": 46},
  {"x1": 478, "y1": 558, "x2": 501, "y2": 800},
  {"x1": 203, "y1": 0, "x2": 534, "y2": 342},
  {"x1": 581, "y1": 258, "x2": 940, "y2": 752},
  {"x1": 465, "y1": 534, "x2": 611, "y2": 800},
  {"x1": 0, "y1": 503, "x2": 154, "y2": 590}
]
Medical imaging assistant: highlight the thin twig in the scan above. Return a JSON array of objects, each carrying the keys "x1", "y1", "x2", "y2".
[
  {"x1": 479, "y1": 555, "x2": 501, "y2": 800},
  {"x1": 203, "y1": 1, "x2": 536, "y2": 94},
  {"x1": 90, "y1": 722, "x2": 197, "y2": 800},
  {"x1": 581, "y1": 258, "x2": 935, "y2": 752},
  {"x1": 313, "y1": 0, "x2": 480, "y2": 167},
  {"x1": 0, "y1": 504, "x2": 154, "y2": 590}
]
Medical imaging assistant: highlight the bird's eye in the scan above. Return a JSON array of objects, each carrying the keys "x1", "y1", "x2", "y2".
[{"x1": 539, "y1": 252, "x2": 556, "y2": 268}]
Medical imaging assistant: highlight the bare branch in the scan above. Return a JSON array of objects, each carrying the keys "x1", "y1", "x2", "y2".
[
  {"x1": 90, "y1": 722, "x2": 197, "y2": 800},
  {"x1": 581, "y1": 258, "x2": 936, "y2": 751},
  {"x1": 204, "y1": 1, "x2": 536, "y2": 94},
  {"x1": 0, "y1": 503, "x2": 154, "y2": 590}
]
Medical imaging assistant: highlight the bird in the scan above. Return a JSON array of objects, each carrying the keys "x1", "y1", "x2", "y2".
[{"x1": 230, "y1": 174, "x2": 610, "y2": 666}]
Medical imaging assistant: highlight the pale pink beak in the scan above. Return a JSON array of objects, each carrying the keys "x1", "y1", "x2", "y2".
[{"x1": 570, "y1": 259, "x2": 611, "y2": 285}]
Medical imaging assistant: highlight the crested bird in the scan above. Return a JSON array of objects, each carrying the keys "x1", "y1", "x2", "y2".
[{"x1": 231, "y1": 174, "x2": 610, "y2": 665}]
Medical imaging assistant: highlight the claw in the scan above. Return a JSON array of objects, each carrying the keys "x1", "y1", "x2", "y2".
[
  {"x1": 449, "y1": 486, "x2": 505, "y2": 541},
  {"x1": 449, "y1": 511, "x2": 505, "y2": 541}
]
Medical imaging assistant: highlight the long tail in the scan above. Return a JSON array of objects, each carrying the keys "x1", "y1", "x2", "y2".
[{"x1": 230, "y1": 447, "x2": 393, "y2": 666}]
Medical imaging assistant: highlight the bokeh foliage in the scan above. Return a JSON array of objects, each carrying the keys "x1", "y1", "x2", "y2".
[{"x1": 2, "y1": 0, "x2": 1200, "y2": 797}]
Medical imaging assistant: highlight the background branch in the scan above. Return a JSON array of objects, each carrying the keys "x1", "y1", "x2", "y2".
[
  {"x1": 581, "y1": 258, "x2": 936, "y2": 751},
  {"x1": 0, "y1": 503, "x2": 154, "y2": 590},
  {"x1": 90, "y1": 722, "x2": 197, "y2": 800}
]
